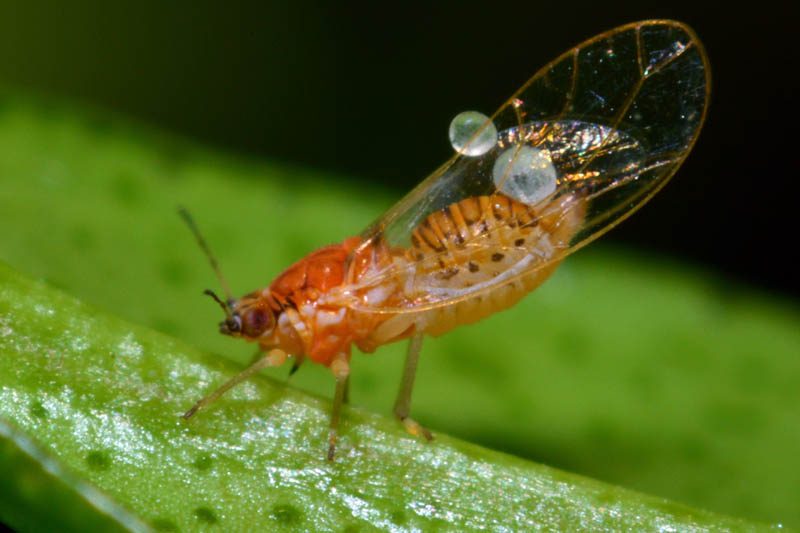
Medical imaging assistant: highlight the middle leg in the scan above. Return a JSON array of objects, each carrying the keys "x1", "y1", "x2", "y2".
[{"x1": 327, "y1": 353, "x2": 351, "y2": 461}]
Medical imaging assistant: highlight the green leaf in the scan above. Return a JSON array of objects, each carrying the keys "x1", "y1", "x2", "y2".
[
  {"x1": 0, "y1": 92, "x2": 798, "y2": 529},
  {"x1": 0, "y1": 261, "x2": 764, "y2": 531}
]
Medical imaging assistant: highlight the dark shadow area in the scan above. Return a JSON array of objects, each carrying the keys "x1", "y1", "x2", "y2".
[{"x1": 0, "y1": 1, "x2": 796, "y2": 299}]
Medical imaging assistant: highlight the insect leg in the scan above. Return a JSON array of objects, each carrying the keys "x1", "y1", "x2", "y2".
[
  {"x1": 327, "y1": 354, "x2": 351, "y2": 461},
  {"x1": 393, "y1": 334, "x2": 433, "y2": 441},
  {"x1": 182, "y1": 348, "x2": 287, "y2": 419},
  {"x1": 342, "y1": 375, "x2": 351, "y2": 405},
  {"x1": 247, "y1": 347, "x2": 265, "y2": 365},
  {"x1": 287, "y1": 354, "x2": 305, "y2": 379}
]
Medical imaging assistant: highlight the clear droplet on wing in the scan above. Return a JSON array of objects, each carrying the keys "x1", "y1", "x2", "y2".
[
  {"x1": 448, "y1": 111, "x2": 498, "y2": 156},
  {"x1": 492, "y1": 145, "x2": 557, "y2": 205}
]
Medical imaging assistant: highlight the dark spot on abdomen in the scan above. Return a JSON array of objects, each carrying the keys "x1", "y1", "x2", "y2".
[
  {"x1": 491, "y1": 253, "x2": 505, "y2": 262},
  {"x1": 438, "y1": 267, "x2": 459, "y2": 280}
]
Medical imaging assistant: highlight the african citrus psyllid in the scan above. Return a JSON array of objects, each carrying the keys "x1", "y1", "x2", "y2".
[{"x1": 181, "y1": 20, "x2": 710, "y2": 460}]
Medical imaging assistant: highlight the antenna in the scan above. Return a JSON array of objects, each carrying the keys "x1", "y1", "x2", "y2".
[
  {"x1": 178, "y1": 206, "x2": 233, "y2": 302},
  {"x1": 204, "y1": 289, "x2": 233, "y2": 321}
]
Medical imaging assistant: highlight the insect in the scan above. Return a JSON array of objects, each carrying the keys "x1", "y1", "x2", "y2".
[{"x1": 181, "y1": 20, "x2": 710, "y2": 460}]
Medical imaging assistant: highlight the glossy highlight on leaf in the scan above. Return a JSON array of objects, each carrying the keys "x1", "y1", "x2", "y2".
[
  {"x1": 0, "y1": 261, "x2": 764, "y2": 531},
  {"x1": 0, "y1": 26, "x2": 797, "y2": 528}
]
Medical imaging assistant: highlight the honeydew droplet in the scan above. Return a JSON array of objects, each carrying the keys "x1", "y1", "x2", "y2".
[
  {"x1": 448, "y1": 111, "x2": 498, "y2": 156},
  {"x1": 492, "y1": 145, "x2": 557, "y2": 205}
]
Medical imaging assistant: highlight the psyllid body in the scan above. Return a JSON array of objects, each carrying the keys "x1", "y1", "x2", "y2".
[{"x1": 181, "y1": 20, "x2": 710, "y2": 461}]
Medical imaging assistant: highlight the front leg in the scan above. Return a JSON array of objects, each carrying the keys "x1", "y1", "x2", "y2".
[
  {"x1": 183, "y1": 348, "x2": 288, "y2": 419},
  {"x1": 393, "y1": 334, "x2": 433, "y2": 441}
]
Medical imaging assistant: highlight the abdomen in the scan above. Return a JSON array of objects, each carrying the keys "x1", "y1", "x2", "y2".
[{"x1": 360, "y1": 193, "x2": 585, "y2": 344}]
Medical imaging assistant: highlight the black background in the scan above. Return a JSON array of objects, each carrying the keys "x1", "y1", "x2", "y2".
[{"x1": 1, "y1": 1, "x2": 797, "y2": 298}]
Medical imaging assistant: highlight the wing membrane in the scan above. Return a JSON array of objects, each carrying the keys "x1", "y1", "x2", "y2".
[{"x1": 341, "y1": 20, "x2": 709, "y2": 314}]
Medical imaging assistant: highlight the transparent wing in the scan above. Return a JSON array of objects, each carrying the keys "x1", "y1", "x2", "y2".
[{"x1": 342, "y1": 20, "x2": 710, "y2": 314}]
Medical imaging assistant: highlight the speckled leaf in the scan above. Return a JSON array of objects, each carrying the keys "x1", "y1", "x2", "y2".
[
  {"x1": 0, "y1": 261, "x2": 766, "y2": 531},
  {"x1": 0, "y1": 93, "x2": 799, "y2": 529}
]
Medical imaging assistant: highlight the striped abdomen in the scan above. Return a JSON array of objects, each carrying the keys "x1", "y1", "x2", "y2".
[{"x1": 401, "y1": 192, "x2": 585, "y2": 337}]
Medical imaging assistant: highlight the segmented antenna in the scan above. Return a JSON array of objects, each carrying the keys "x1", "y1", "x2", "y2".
[
  {"x1": 204, "y1": 289, "x2": 233, "y2": 321},
  {"x1": 178, "y1": 206, "x2": 233, "y2": 302}
]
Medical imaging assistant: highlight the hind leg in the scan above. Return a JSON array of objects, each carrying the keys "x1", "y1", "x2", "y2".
[{"x1": 393, "y1": 334, "x2": 433, "y2": 441}]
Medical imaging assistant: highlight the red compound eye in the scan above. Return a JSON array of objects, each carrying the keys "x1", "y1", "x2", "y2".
[{"x1": 241, "y1": 307, "x2": 273, "y2": 337}]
